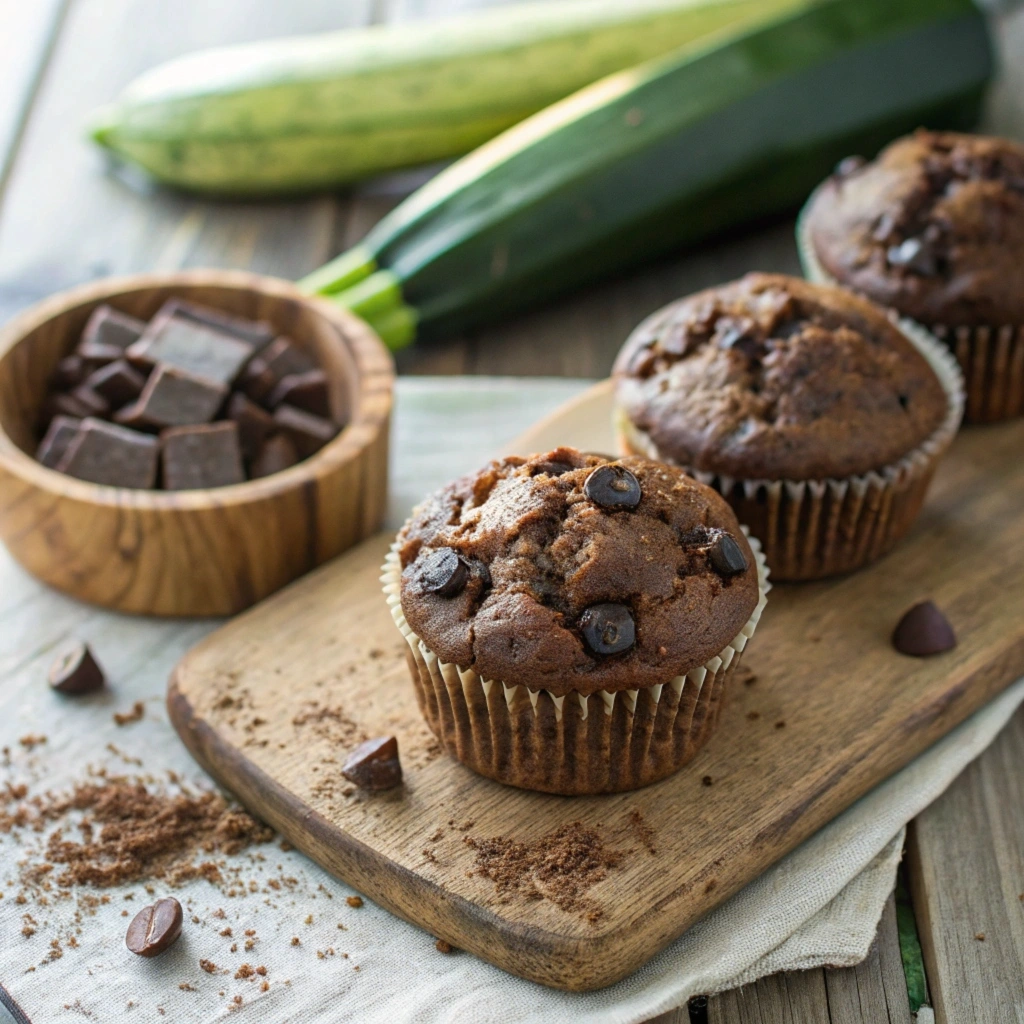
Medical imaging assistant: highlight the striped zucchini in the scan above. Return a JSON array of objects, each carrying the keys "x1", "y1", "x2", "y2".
[
  {"x1": 89, "y1": 0, "x2": 808, "y2": 195},
  {"x1": 302, "y1": 0, "x2": 993, "y2": 349}
]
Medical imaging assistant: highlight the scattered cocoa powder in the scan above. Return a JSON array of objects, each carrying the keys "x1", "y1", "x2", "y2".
[
  {"x1": 465, "y1": 822, "x2": 627, "y2": 922},
  {"x1": 235, "y1": 964, "x2": 255, "y2": 980},
  {"x1": 19, "y1": 735, "x2": 47, "y2": 750},
  {"x1": 0, "y1": 776, "x2": 273, "y2": 894},
  {"x1": 346, "y1": 896, "x2": 363, "y2": 908},
  {"x1": 627, "y1": 810, "x2": 657, "y2": 855},
  {"x1": 113, "y1": 703, "x2": 145, "y2": 727},
  {"x1": 199, "y1": 959, "x2": 218, "y2": 974}
]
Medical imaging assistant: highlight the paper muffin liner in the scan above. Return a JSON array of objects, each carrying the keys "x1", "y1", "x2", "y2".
[
  {"x1": 381, "y1": 532, "x2": 770, "y2": 795},
  {"x1": 797, "y1": 193, "x2": 1020, "y2": 424},
  {"x1": 615, "y1": 307, "x2": 964, "y2": 582}
]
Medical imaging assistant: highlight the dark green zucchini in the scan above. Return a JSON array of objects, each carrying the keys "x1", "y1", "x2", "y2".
[{"x1": 302, "y1": 0, "x2": 993, "y2": 347}]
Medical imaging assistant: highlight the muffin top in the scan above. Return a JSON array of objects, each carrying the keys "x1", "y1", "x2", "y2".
[
  {"x1": 612, "y1": 273, "x2": 948, "y2": 481},
  {"x1": 805, "y1": 131, "x2": 1024, "y2": 326},
  {"x1": 396, "y1": 447, "x2": 760, "y2": 696}
]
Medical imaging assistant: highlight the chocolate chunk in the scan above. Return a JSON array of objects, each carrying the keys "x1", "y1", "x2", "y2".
[
  {"x1": 84, "y1": 359, "x2": 147, "y2": 409},
  {"x1": 720, "y1": 329, "x2": 763, "y2": 361},
  {"x1": 532, "y1": 459, "x2": 575, "y2": 477},
  {"x1": 42, "y1": 390, "x2": 106, "y2": 425},
  {"x1": 583, "y1": 465, "x2": 642, "y2": 511},
  {"x1": 128, "y1": 315, "x2": 253, "y2": 386},
  {"x1": 154, "y1": 299, "x2": 274, "y2": 349},
  {"x1": 241, "y1": 338, "x2": 315, "y2": 404},
  {"x1": 78, "y1": 305, "x2": 146, "y2": 361},
  {"x1": 342, "y1": 736, "x2": 402, "y2": 791},
  {"x1": 834, "y1": 155, "x2": 866, "y2": 177},
  {"x1": 56, "y1": 418, "x2": 159, "y2": 489},
  {"x1": 709, "y1": 532, "x2": 748, "y2": 576},
  {"x1": 36, "y1": 416, "x2": 82, "y2": 469},
  {"x1": 162, "y1": 422, "x2": 245, "y2": 491},
  {"x1": 272, "y1": 404, "x2": 339, "y2": 458},
  {"x1": 887, "y1": 237, "x2": 939, "y2": 276},
  {"x1": 227, "y1": 392, "x2": 275, "y2": 460},
  {"x1": 116, "y1": 364, "x2": 227, "y2": 429},
  {"x1": 580, "y1": 603, "x2": 635, "y2": 655},
  {"x1": 268, "y1": 370, "x2": 331, "y2": 419},
  {"x1": 48, "y1": 641, "x2": 106, "y2": 695},
  {"x1": 419, "y1": 547, "x2": 469, "y2": 598},
  {"x1": 892, "y1": 601, "x2": 956, "y2": 657},
  {"x1": 125, "y1": 897, "x2": 183, "y2": 957},
  {"x1": 51, "y1": 354, "x2": 90, "y2": 391},
  {"x1": 250, "y1": 434, "x2": 299, "y2": 479}
]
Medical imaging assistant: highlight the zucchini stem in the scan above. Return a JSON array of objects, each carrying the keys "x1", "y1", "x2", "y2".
[
  {"x1": 324, "y1": 267, "x2": 419, "y2": 351},
  {"x1": 299, "y1": 244, "x2": 378, "y2": 296}
]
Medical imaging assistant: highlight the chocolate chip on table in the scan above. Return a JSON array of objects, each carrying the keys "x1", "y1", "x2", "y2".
[
  {"x1": 342, "y1": 736, "x2": 403, "y2": 791},
  {"x1": 162, "y1": 422, "x2": 245, "y2": 491},
  {"x1": 420, "y1": 547, "x2": 470, "y2": 598},
  {"x1": 48, "y1": 641, "x2": 106, "y2": 695},
  {"x1": 583, "y1": 465, "x2": 642, "y2": 510},
  {"x1": 227, "y1": 392, "x2": 276, "y2": 460},
  {"x1": 272, "y1": 404, "x2": 340, "y2": 458},
  {"x1": 116, "y1": 364, "x2": 228, "y2": 430},
  {"x1": 887, "y1": 236, "x2": 939, "y2": 276},
  {"x1": 892, "y1": 600, "x2": 957, "y2": 657},
  {"x1": 708, "y1": 532, "x2": 749, "y2": 576},
  {"x1": 580, "y1": 603, "x2": 636, "y2": 655},
  {"x1": 79, "y1": 305, "x2": 146, "y2": 361},
  {"x1": 56, "y1": 418, "x2": 160, "y2": 489},
  {"x1": 250, "y1": 434, "x2": 300, "y2": 479},
  {"x1": 84, "y1": 359, "x2": 147, "y2": 409},
  {"x1": 269, "y1": 369, "x2": 331, "y2": 419},
  {"x1": 128, "y1": 313, "x2": 254, "y2": 386},
  {"x1": 36, "y1": 415, "x2": 82, "y2": 469},
  {"x1": 125, "y1": 897, "x2": 184, "y2": 957}
]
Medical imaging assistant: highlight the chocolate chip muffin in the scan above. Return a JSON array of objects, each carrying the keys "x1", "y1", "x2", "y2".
[
  {"x1": 801, "y1": 131, "x2": 1024, "y2": 422},
  {"x1": 612, "y1": 274, "x2": 962, "y2": 581},
  {"x1": 383, "y1": 447, "x2": 768, "y2": 795}
]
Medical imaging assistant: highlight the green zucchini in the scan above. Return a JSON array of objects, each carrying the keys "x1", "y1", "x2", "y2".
[
  {"x1": 89, "y1": 0, "x2": 808, "y2": 195},
  {"x1": 302, "y1": 0, "x2": 993, "y2": 348}
]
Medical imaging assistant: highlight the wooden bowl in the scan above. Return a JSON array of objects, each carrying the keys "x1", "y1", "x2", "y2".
[{"x1": 0, "y1": 270, "x2": 393, "y2": 617}]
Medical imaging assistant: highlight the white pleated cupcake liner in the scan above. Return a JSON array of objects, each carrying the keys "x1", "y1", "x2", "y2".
[
  {"x1": 797, "y1": 191, "x2": 1020, "y2": 424},
  {"x1": 381, "y1": 532, "x2": 770, "y2": 795},
  {"x1": 615, "y1": 293, "x2": 964, "y2": 581}
]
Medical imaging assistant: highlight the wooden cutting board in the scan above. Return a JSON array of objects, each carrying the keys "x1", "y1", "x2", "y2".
[{"x1": 168, "y1": 380, "x2": 1024, "y2": 992}]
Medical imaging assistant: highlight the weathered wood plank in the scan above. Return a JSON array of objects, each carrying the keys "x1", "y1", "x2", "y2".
[
  {"x1": 907, "y1": 705, "x2": 1024, "y2": 1024},
  {"x1": 0, "y1": 0, "x2": 374, "y2": 325},
  {"x1": 707, "y1": 969, "x2": 830, "y2": 1023},
  {"x1": 0, "y1": 0, "x2": 67, "y2": 195},
  {"x1": 823, "y1": 895, "x2": 913, "y2": 1024}
]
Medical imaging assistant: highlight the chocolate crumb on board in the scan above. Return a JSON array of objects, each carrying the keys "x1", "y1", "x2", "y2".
[
  {"x1": 627, "y1": 810, "x2": 657, "y2": 855},
  {"x1": 775, "y1": 721, "x2": 786, "y2": 729},
  {"x1": 113, "y1": 702, "x2": 145, "y2": 727},
  {"x1": 702, "y1": 775, "x2": 713, "y2": 787},
  {"x1": 465, "y1": 822, "x2": 627, "y2": 923}
]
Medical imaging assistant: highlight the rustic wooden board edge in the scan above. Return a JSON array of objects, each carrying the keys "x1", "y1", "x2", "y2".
[{"x1": 166, "y1": 670, "x2": 648, "y2": 992}]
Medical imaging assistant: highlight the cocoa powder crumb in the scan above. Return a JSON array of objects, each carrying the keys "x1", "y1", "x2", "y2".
[
  {"x1": 19, "y1": 735, "x2": 47, "y2": 750},
  {"x1": 465, "y1": 821, "x2": 626, "y2": 922},
  {"x1": 775, "y1": 721, "x2": 786, "y2": 729},
  {"x1": 627, "y1": 810, "x2": 657, "y2": 855},
  {"x1": 256, "y1": 966, "x2": 267, "y2": 976},
  {"x1": 746, "y1": 711, "x2": 760, "y2": 720},
  {"x1": 976, "y1": 932, "x2": 986, "y2": 941},
  {"x1": 113, "y1": 703, "x2": 145, "y2": 727},
  {"x1": 260, "y1": 981, "x2": 269, "y2": 993},
  {"x1": 346, "y1": 896, "x2": 363, "y2": 908},
  {"x1": 702, "y1": 776, "x2": 713, "y2": 787},
  {"x1": 199, "y1": 959, "x2": 217, "y2": 974},
  {"x1": 435, "y1": 939, "x2": 455, "y2": 954},
  {"x1": 220, "y1": 928, "x2": 232, "y2": 937},
  {"x1": 290, "y1": 937, "x2": 300, "y2": 946},
  {"x1": 235, "y1": 964, "x2": 254, "y2": 980},
  {"x1": 179, "y1": 983, "x2": 195, "y2": 991}
]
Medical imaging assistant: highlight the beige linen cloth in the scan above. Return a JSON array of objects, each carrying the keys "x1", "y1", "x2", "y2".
[{"x1": 1, "y1": 378, "x2": 1021, "y2": 1024}]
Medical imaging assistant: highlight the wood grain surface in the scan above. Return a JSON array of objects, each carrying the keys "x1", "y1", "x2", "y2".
[
  {"x1": 169, "y1": 381, "x2": 1024, "y2": 991},
  {"x1": 0, "y1": 270, "x2": 393, "y2": 615}
]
